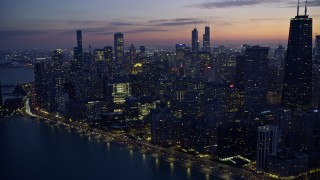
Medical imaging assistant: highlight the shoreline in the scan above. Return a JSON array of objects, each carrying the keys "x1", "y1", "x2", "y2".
[{"x1": 20, "y1": 97, "x2": 264, "y2": 180}]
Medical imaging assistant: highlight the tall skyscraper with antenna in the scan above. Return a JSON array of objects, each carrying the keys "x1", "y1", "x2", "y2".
[
  {"x1": 192, "y1": 22, "x2": 199, "y2": 54},
  {"x1": 203, "y1": 23, "x2": 211, "y2": 52},
  {"x1": 282, "y1": 0, "x2": 313, "y2": 110}
]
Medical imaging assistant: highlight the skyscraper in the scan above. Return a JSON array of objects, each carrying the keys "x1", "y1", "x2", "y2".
[
  {"x1": 77, "y1": 30, "x2": 83, "y2": 57},
  {"x1": 315, "y1": 35, "x2": 320, "y2": 64},
  {"x1": 257, "y1": 125, "x2": 279, "y2": 170},
  {"x1": 192, "y1": 27, "x2": 199, "y2": 54},
  {"x1": 72, "y1": 30, "x2": 83, "y2": 70},
  {"x1": 244, "y1": 46, "x2": 269, "y2": 110},
  {"x1": 282, "y1": 1, "x2": 313, "y2": 110},
  {"x1": 0, "y1": 81, "x2": 2, "y2": 106},
  {"x1": 114, "y1": 32, "x2": 124, "y2": 66},
  {"x1": 203, "y1": 24, "x2": 210, "y2": 52}
]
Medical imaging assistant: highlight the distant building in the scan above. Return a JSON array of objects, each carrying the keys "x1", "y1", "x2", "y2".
[
  {"x1": 129, "y1": 44, "x2": 137, "y2": 64},
  {"x1": 203, "y1": 25, "x2": 211, "y2": 52},
  {"x1": 282, "y1": 7, "x2": 313, "y2": 110},
  {"x1": 94, "y1": 49, "x2": 105, "y2": 62},
  {"x1": 104, "y1": 46, "x2": 113, "y2": 63},
  {"x1": 139, "y1": 46, "x2": 146, "y2": 54},
  {"x1": 114, "y1": 32, "x2": 124, "y2": 66},
  {"x1": 72, "y1": 30, "x2": 83, "y2": 70},
  {"x1": 192, "y1": 28, "x2": 199, "y2": 54}
]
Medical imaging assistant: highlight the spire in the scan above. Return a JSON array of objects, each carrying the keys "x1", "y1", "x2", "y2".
[
  {"x1": 305, "y1": 0, "x2": 308, "y2": 16},
  {"x1": 297, "y1": 0, "x2": 300, "y2": 16}
]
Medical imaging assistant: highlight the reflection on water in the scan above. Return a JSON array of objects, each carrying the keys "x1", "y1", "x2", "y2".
[
  {"x1": 155, "y1": 158, "x2": 159, "y2": 168},
  {"x1": 206, "y1": 173, "x2": 210, "y2": 180},
  {"x1": 170, "y1": 162, "x2": 174, "y2": 173},
  {"x1": 187, "y1": 168, "x2": 191, "y2": 179},
  {"x1": 130, "y1": 149, "x2": 133, "y2": 158}
]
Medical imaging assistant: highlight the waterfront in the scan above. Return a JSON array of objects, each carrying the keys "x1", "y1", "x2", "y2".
[
  {"x1": 0, "y1": 68, "x2": 215, "y2": 180},
  {"x1": 0, "y1": 116, "x2": 212, "y2": 180}
]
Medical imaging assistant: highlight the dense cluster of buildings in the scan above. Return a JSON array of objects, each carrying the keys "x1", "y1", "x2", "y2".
[{"x1": 28, "y1": 2, "x2": 320, "y2": 178}]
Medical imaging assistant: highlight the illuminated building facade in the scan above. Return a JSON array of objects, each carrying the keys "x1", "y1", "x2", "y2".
[
  {"x1": 85, "y1": 101, "x2": 101, "y2": 122},
  {"x1": 94, "y1": 49, "x2": 105, "y2": 62},
  {"x1": 109, "y1": 77, "x2": 131, "y2": 112}
]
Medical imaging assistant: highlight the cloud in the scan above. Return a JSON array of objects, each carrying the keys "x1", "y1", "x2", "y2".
[
  {"x1": 189, "y1": 0, "x2": 280, "y2": 9},
  {"x1": 149, "y1": 18, "x2": 205, "y2": 26},
  {"x1": 124, "y1": 28, "x2": 168, "y2": 34},
  {"x1": 0, "y1": 30, "x2": 56, "y2": 36},
  {"x1": 250, "y1": 18, "x2": 282, "y2": 22},
  {"x1": 110, "y1": 21, "x2": 140, "y2": 26}
]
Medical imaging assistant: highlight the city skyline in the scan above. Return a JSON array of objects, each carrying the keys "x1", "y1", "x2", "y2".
[{"x1": 1, "y1": 0, "x2": 320, "y2": 49}]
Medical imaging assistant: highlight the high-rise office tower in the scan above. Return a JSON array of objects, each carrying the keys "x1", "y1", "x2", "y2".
[
  {"x1": 34, "y1": 61, "x2": 49, "y2": 109},
  {"x1": 114, "y1": 32, "x2": 124, "y2": 66},
  {"x1": 104, "y1": 46, "x2": 113, "y2": 76},
  {"x1": 129, "y1": 44, "x2": 136, "y2": 64},
  {"x1": 244, "y1": 46, "x2": 269, "y2": 110},
  {"x1": 257, "y1": 125, "x2": 279, "y2": 170},
  {"x1": 203, "y1": 24, "x2": 210, "y2": 52},
  {"x1": 315, "y1": 35, "x2": 320, "y2": 64},
  {"x1": 52, "y1": 49, "x2": 66, "y2": 113},
  {"x1": 72, "y1": 30, "x2": 83, "y2": 70},
  {"x1": 77, "y1": 30, "x2": 83, "y2": 55},
  {"x1": 313, "y1": 35, "x2": 320, "y2": 107},
  {"x1": 192, "y1": 27, "x2": 199, "y2": 54},
  {"x1": 0, "y1": 81, "x2": 2, "y2": 106},
  {"x1": 76, "y1": 30, "x2": 83, "y2": 66},
  {"x1": 282, "y1": 1, "x2": 313, "y2": 110}
]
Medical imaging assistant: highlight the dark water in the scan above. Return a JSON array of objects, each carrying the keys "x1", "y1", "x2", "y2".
[
  {"x1": 0, "y1": 117, "x2": 212, "y2": 180},
  {"x1": 0, "y1": 68, "x2": 34, "y2": 85},
  {"x1": 0, "y1": 68, "x2": 34, "y2": 103}
]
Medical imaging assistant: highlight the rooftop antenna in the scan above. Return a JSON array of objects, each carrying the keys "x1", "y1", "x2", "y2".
[
  {"x1": 195, "y1": 20, "x2": 197, "y2": 29},
  {"x1": 297, "y1": 0, "x2": 300, "y2": 16},
  {"x1": 305, "y1": 0, "x2": 308, "y2": 16}
]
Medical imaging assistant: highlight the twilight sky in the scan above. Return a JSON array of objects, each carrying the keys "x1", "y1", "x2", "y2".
[{"x1": 0, "y1": 0, "x2": 319, "y2": 49}]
